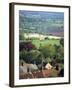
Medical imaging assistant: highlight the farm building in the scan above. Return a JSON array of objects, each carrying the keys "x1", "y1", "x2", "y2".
[
  {"x1": 45, "y1": 63, "x2": 53, "y2": 70},
  {"x1": 19, "y1": 62, "x2": 38, "y2": 73}
]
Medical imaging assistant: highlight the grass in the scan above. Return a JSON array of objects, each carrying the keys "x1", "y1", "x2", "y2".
[
  {"x1": 59, "y1": 63, "x2": 64, "y2": 69},
  {"x1": 50, "y1": 69, "x2": 59, "y2": 77},
  {"x1": 31, "y1": 39, "x2": 60, "y2": 49}
]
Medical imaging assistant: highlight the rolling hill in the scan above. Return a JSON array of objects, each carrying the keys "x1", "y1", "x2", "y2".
[{"x1": 19, "y1": 10, "x2": 64, "y2": 37}]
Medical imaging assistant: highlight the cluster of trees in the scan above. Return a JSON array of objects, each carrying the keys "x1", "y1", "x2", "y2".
[
  {"x1": 19, "y1": 38, "x2": 64, "y2": 68},
  {"x1": 39, "y1": 39, "x2": 64, "y2": 64},
  {"x1": 19, "y1": 41, "x2": 36, "y2": 51}
]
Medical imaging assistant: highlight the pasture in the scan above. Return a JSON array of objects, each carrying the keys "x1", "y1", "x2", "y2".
[{"x1": 31, "y1": 39, "x2": 60, "y2": 49}]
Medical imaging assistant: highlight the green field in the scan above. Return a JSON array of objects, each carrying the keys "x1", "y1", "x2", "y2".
[{"x1": 31, "y1": 39, "x2": 60, "y2": 49}]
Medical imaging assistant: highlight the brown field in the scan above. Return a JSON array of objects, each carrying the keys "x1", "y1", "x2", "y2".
[{"x1": 19, "y1": 69, "x2": 59, "y2": 79}]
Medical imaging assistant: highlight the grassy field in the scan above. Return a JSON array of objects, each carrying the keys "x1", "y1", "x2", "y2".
[{"x1": 31, "y1": 39, "x2": 60, "y2": 49}]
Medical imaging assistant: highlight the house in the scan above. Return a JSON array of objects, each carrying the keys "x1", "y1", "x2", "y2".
[
  {"x1": 45, "y1": 63, "x2": 53, "y2": 70},
  {"x1": 19, "y1": 62, "x2": 38, "y2": 73}
]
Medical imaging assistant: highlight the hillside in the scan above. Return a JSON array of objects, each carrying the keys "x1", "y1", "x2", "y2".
[{"x1": 19, "y1": 10, "x2": 64, "y2": 37}]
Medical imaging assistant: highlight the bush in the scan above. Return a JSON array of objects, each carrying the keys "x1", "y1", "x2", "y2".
[
  {"x1": 54, "y1": 44, "x2": 64, "y2": 63},
  {"x1": 30, "y1": 37, "x2": 39, "y2": 40},
  {"x1": 45, "y1": 57, "x2": 52, "y2": 63},
  {"x1": 19, "y1": 41, "x2": 36, "y2": 51},
  {"x1": 19, "y1": 34, "x2": 24, "y2": 40},
  {"x1": 55, "y1": 45, "x2": 64, "y2": 63},
  {"x1": 40, "y1": 44, "x2": 56, "y2": 58},
  {"x1": 60, "y1": 38, "x2": 64, "y2": 46},
  {"x1": 19, "y1": 50, "x2": 43, "y2": 64},
  {"x1": 45, "y1": 37, "x2": 49, "y2": 40},
  {"x1": 19, "y1": 50, "x2": 28, "y2": 61},
  {"x1": 28, "y1": 50, "x2": 43, "y2": 64}
]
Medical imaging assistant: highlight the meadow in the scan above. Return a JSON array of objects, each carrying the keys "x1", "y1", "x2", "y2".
[{"x1": 31, "y1": 39, "x2": 60, "y2": 49}]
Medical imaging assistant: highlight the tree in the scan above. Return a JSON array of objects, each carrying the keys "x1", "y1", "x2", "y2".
[
  {"x1": 40, "y1": 44, "x2": 56, "y2": 58},
  {"x1": 55, "y1": 46, "x2": 64, "y2": 63},
  {"x1": 60, "y1": 38, "x2": 64, "y2": 46},
  {"x1": 19, "y1": 41, "x2": 36, "y2": 51},
  {"x1": 19, "y1": 50, "x2": 28, "y2": 61},
  {"x1": 45, "y1": 57, "x2": 52, "y2": 63},
  {"x1": 19, "y1": 34, "x2": 24, "y2": 40},
  {"x1": 28, "y1": 50, "x2": 43, "y2": 64},
  {"x1": 19, "y1": 50, "x2": 43, "y2": 64}
]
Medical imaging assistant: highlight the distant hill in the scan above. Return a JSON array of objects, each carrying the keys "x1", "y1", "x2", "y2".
[{"x1": 19, "y1": 10, "x2": 64, "y2": 37}]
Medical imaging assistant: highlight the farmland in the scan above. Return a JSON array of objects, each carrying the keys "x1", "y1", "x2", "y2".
[
  {"x1": 31, "y1": 39, "x2": 60, "y2": 49},
  {"x1": 19, "y1": 10, "x2": 64, "y2": 79}
]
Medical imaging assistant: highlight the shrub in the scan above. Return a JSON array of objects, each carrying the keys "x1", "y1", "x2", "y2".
[
  {"x1": 54, "y1": 44, "x2": 64, "y2": 63},
  {"x1": 55, "y1": 45, "x2": 64, "y2": 63},
  {"x1": 19, "y1": 50, "x2": 28, "y2": 61},
  {"x1": 19, "y1": 41, "x2": 36, "y2": 51},
  {"x1": 45, "y1": 57, "x2": 52, "y2": 63},
  {"x1": 28, "y1": 50, "x2": 43, "y2": 64},
  {"x1": 19, "y1": 34, "x2": 24, "y2": 40},
  {"x1": 45, "y1": 37, "x2": 49, "y2": 40},
  {"x1": 19, "y1": 50, "x2": 43, "y2": 64},
  {"x1": 40, "y1": 44, "x2": 56, "y2": 58},
  {"x1": 60, "y1": 38, "x2": 64, "y2": 46}
]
